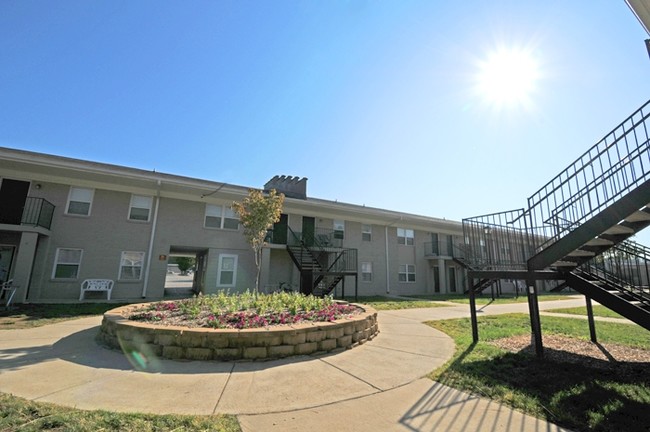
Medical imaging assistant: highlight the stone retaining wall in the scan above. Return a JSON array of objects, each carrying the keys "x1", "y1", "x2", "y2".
[{"x1": 98, "y1": 303, "x2": 379, "y2": 361}]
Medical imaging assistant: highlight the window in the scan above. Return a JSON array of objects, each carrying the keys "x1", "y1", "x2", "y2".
[
  {"x1": 398, "y1": 264, "x2": 416, "y2": 282},
  {"x1": 119, "y1": 251, "x2": 145, "y2": 280},
  {"x1": 333, "y1": 219, "x2": 345, "y2": 240},
  {"x1": 361, "y1": 262, "x2": 372, "y2": 282},
  {"x1": 362, "y1": 224, "x2": 372, "y2": 242},
  {"x1": 66, "y1": 187, "x2": 94, "y2": 216},
  {"x1": 53, "y1": 248, "x2": 82, "y2": 279},
  {"x1": 205, "y1": 204, "x2": 239, "y2": 230},
  {"x1": 397, "y1": 228, "x2": 414, "y2": 245},
  {"x1": 129, "y1": 195, "x2": 153, "y2": 221},
  {"x1": 217, "y1": 254, "x2": 238, "y2": 287}
]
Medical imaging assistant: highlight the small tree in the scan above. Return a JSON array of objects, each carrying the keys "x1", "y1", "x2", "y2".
[
  {"x1": 232, "y1": 189, "x2": 285, "y2": 292},
  {"x1": 174, "y1": 257, "x2": 195, "y2": 275}
]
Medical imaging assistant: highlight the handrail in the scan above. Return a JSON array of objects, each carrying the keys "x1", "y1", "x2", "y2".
[
  {"x1": 525, "y1": 100, "x2": 650, "y2": 251},
  {"x1": 580, "y1": 239, "x2": 650, "y2": 305},
  {"x1": 528, "y1": 99, "x2": 650, "y2": 207}
]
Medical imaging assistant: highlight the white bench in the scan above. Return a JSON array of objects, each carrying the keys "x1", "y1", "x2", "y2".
[{"x1": 80, "y1": 279, "x2": 114, "y2": 301}]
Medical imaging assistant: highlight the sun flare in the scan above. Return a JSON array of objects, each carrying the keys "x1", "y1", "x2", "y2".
[{"x1": 476, "y1": 47, "x2": 540, "y2": 109}]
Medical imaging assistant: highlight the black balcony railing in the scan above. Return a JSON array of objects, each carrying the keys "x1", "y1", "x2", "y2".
[
  {"x1": 462, "y1": 209, "x2": 531, "y2": 270},
  {"x1": 21, "y1": 197, "x2": 55, "y2": 229},
  {"x1": 424, "y1": 240, "x2": 466, "y2": 258}
]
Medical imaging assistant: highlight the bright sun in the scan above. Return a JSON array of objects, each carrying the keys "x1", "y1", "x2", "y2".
[{"x1": 476, "y1": 47, "x2": 540, "y2": 110}]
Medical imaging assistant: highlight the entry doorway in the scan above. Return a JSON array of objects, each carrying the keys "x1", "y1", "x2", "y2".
[
  {"x1": 0, "y1": 245, "x2": 15, "y2": 283},
  {"x1": 164, "y1": 247, "x2": 208, "y2": 298},
  {"x1": 0, "y1": 179, "x2": 30, "y2": 225}
]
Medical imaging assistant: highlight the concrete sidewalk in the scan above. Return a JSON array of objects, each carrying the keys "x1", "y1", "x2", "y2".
[{"x1": 0, "y1": 300, "x2": 583, "y2": 431}]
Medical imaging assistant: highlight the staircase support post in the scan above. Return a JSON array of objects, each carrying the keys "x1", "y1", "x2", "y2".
[
  {"x1": 469, "y1": 277, "x2": 479, "y2": 343},
  {"x1": 585, "y1": 296, "x2": 597, "y2": 343},
  {"x1": 526, "y1": 278, "x2": 544, "y2": 358}
]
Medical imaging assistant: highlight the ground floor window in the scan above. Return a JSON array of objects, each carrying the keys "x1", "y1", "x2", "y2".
[
  {"x1": 217, "y1": 254, "x2": 238, "y2": 287},
  {"x1": 398, "y1": 264, "x2": 415, "y2": 282},
  {"x1": 119, "y1": 251, "x2": 145, "y2": 280},
  {"x1": 361, "y1": 262, "x2": 372, "y2": 282},
  {"x1": 53, "y1": 248, "x2": 83, "y2": 279}
]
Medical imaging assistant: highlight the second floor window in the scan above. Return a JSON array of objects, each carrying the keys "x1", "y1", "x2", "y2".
[
  {"x1": 66, "y1": 187, "x2": 94, "y2": 216},
  {"x1": 205, "y1": 204, "x2": 239, "y2": 230},
  {"x1": 397, "y1": 228, "x2": 414, "y2": 245},
  {"x1": 333, "y1": 220, "x2": 345, "y2": 240},
  {"x1": 129, "y1": 195, "x2": 153, "y2": 221},
  {"x1": 362, "y1": 224, "x2": 372, "y2": 241}
]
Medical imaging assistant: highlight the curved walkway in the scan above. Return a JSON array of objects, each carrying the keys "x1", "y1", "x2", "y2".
[{"x1": 0, "y1": 301, "x2": 580, "y2": 431}]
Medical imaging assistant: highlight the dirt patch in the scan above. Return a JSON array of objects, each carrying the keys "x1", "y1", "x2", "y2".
[{"x1": 490, "y1": 334, "x2": 650, "y2": 372}]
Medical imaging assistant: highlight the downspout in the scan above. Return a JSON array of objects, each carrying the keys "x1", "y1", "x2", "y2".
[
  {"x1": 384, "y1": 216, "x2": 403, "y2": 294},
  {"x1": 385, "y1": 226, "x2": 390, "y2": 294},
  {"x1": 142, "y1": 180, "x2": 161, "y2": 298}
]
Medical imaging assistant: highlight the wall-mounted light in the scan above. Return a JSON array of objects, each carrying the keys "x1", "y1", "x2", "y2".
[{"x1": 34, "y1": 184, "x2": 42, "y2": 190}]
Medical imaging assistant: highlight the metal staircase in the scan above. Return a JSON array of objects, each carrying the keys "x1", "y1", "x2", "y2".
[
  {"x1": 286, "y1": 226, "x2": 358, "y2": 297},
  {"x1": 462, "y1": 99, "x2": 650, "y2": 341}
]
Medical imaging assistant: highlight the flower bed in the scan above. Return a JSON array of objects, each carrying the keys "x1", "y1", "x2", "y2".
[
  {"x1": 126, "y1": 291, "x2": 360, "y2": 329},
  {"x1": 98, "y1": 293, "x2": 379, "y2": 361}
]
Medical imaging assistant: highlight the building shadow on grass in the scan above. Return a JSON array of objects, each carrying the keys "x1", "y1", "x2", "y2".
[{"x1": 401, "y1": 341, "x2": 650, "y2": 432}]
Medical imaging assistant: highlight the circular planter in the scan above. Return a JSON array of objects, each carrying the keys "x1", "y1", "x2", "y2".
[{"x1": 98, "y1": 303, "x2": 379, "y2": 361}]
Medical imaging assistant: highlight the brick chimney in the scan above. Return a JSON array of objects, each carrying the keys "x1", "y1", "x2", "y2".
[{"x1": 264, "y1": 175, "x2": 308, "y2": 200}]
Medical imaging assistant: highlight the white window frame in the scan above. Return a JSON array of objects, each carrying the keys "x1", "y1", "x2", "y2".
[
  {"x1": 128, "y1": 195, "x2": 153, "y2": 221},
  {"x1": 333, "y1": 219, "x2": 345, "y2": 240},
  {"x1": 66, "y1": 187, "x2": 94, "y2": 216},
  {"x1": 361, "y1": 261, "x2": 372, "y2": 282},
  {"x1": 217, "y1": 254, "x2": 238, "y2": 287},
  {"x1": 119, "y1": 251, "x2": 145, "y2": 281},
  {"x1": 397, "y1": 228, "x2": 414, "y2": 245},
  {"x1": 362, "y1": 224, "x2": 372, "y2": 242},
  {"x1": 398, "y1": 264, "x2": 416, "y2": 283},
  {"x1": 52, "y1": 248, "x2": 83, "y2": 279},
  {"x1": 205, "y1": 204, "x2": 239, "y2": 230}
]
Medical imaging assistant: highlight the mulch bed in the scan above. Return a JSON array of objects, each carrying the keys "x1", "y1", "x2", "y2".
[{"x1": 490, "y1": 334, "x2": 650, "y2": 373}]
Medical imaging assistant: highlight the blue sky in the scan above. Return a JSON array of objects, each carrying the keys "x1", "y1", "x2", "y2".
[{"x1": 1, "y1": 1, "x2": 649, "y2": 229}]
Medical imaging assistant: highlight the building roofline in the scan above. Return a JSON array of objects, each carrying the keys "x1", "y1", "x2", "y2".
[{"x1": 0, "y1": 146, "x2": 461, "y2": 229}]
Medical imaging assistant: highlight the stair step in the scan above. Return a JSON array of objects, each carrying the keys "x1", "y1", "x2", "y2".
[
  {"x1": 566, "y1": 249, "x2": 596, "y2": 257},
  {"x1": 584, "y1": 238, "x2": 614, "y2": 246},
  {"x1": 552, "y1": 261, "x2": 578, "y2": 268},
  {"x1": 603, "y1": 225, "x2": 635, "y2": 235},
  {"x1": 625, "y1": 210, "x2": 650, "y2": 223}
]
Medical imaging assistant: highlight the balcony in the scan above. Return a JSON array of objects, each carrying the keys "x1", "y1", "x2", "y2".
[
  {"x1": 0, "y1": 197, "x2": 55, "y2": 230},
  {"x1": 424, "y1": 240, "x2": 466, "y2": 258},
  {"x1": 267, "y1": 227, "x2": 343, "y2": 248}
]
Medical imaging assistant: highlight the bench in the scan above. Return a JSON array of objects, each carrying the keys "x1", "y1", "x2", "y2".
[
  {"x1": 80, "y1": 279, "x2": 114, "y2": 301},
  {"x1": 1, "y1": 280, "x2": 17, "y2": 309}
]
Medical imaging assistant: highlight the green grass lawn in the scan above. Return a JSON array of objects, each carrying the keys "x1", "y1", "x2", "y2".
[
  {"x1": 546, "y1": 305, "x2": 624, "y2": 319},
  {"x1": 427, "y1": 314, "x2": 650, "y2": 431},
  {"x1": 0, "y1": 393, "x2": 240, "y2": 432},
  {"x1": 343, "y1": 296, "x2": 454, "y2": 310},
  {"x1": 0, "y1": 303, "x2": 127, "y2": 329}
]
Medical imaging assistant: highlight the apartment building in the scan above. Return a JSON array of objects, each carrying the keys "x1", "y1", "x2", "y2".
[{"x1": 0, "y1": 147, "x2": 465, "y2": 303}]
